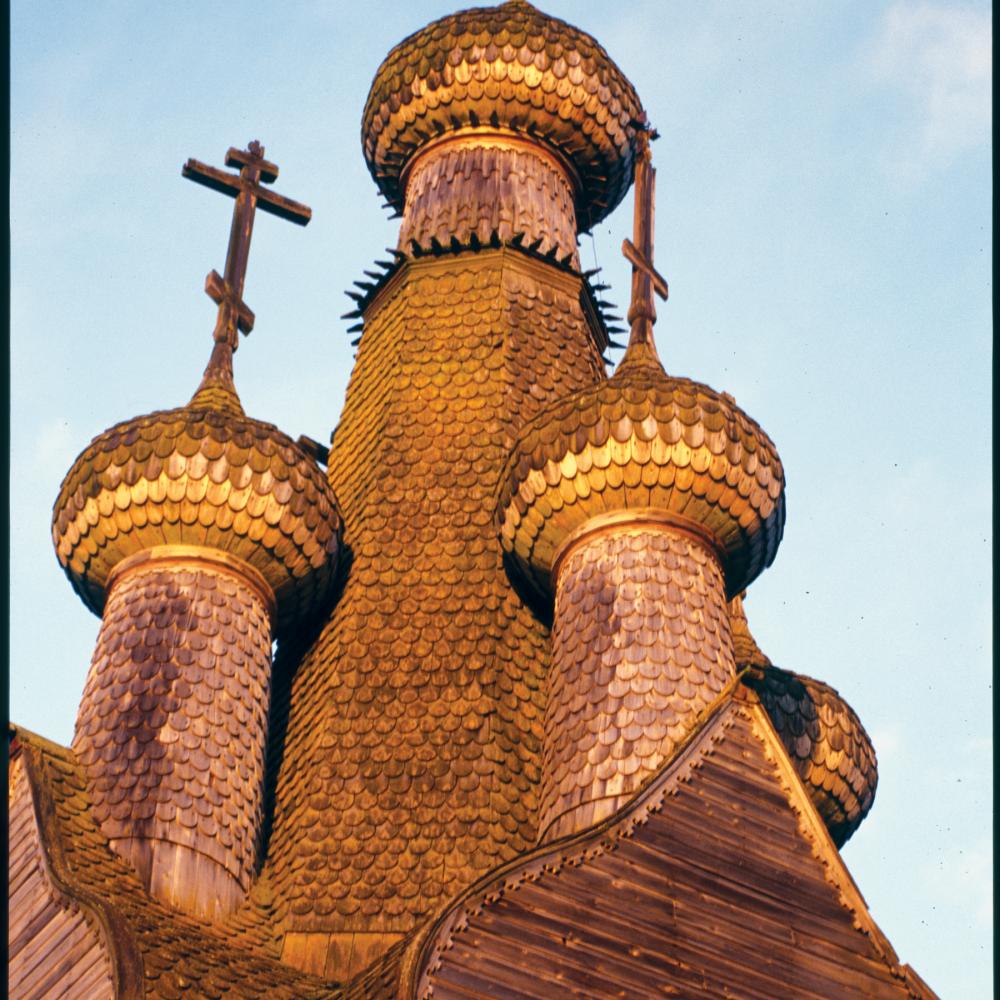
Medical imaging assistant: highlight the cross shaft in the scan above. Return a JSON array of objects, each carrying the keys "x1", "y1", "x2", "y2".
[{"x1": 623, "y1": 125, "x2": 668, "y2": 348}]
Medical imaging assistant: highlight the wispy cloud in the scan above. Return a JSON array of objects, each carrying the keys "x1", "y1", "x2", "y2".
[
  {"x1": 869, "y1": 2, "x2": 991, "y2": 178},
  {"x1": 869, "y1": 723, "x2": 904, "y2": 765}
]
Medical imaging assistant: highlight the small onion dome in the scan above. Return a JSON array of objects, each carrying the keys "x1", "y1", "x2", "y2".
[
  {"x1": 731, "y1": 595, "x2": 878, "y2": 848},
  {"x1": 52, "y1": 370, "x2": 342, "y2": 637},
  {"x1": 497, "y1": 343, "x2": 785, "y2": 600},
  {"x1": 362, "y1": 0, "x2": 644, "y2": 230}
]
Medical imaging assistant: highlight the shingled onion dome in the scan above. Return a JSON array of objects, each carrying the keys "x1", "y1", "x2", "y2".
[
  {"x1": 52, "y1": 346, "x2": 341, "y2": 636},
  {"x1": 732, "y1": 594, "x2": 878, "y2": 848},
  {"x1": 362, "y1": 0, "x2": 644, "y2": 264},
  {"x1": 53, "y1": 245, "x2": 342, "y2": 921},
  {"x1": 497, "y1": 132, "x2": 785, "y2": 841}
]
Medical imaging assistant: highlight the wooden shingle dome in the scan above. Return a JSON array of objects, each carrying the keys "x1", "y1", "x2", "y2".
[
  {"x1": 362, "y1": 0, "x2": 645, "y2": 230},
  {"x1": 52, "y1": 355, "x2": 342, "y2": 637},
  {"x1": 497, "y1": 340, "x2": 786, "y2": 601},
  {"x1": 732, "y1": 593, "x2": 879, "y2": 847}
]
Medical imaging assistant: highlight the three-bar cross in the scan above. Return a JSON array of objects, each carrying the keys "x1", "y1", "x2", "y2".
[{"x1": 183, "y1": 141, "x2": 312, "y2": 352}]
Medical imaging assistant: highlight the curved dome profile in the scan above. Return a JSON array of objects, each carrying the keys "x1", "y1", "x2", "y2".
[
  {"x1": 731, "y1": 594, "x2": 878, "y2": 847},
  {"x1": 52, "y1": 385, "x2": 342, "y2": 635},
  {"x1": 362, "y1": 0, "x2": 645, "y2": 230},
  {"x1": 498, "y1": 345, "x2": 786, "y2": 599}
]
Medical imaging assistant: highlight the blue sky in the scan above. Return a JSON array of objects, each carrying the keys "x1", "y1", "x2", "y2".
[{"x1": 10, "y1": 1, "x2": 991, "y2": 995}]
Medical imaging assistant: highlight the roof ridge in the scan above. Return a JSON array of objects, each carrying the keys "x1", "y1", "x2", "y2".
[
  {"x1": 746, "y1": 703, "x2": 913, "y2": 983},
  {"x1": 14, "y1": 737, "x2": 146, "y2": 998},
  {"x1": 397, "y1": 686, "x2": 744, "y2": 997}
]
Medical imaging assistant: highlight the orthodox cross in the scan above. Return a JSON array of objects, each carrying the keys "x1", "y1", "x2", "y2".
[
  {"x1": 622, "y1": 121, "x2": 668, "y2": 348},
  {"x1": 183, "y1": 141, "x2": 312, "y2": 352}
]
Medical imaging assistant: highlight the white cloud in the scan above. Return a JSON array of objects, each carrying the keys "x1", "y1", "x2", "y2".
[
  {"x1": 870, "y1": 2, "x2": 991, "y2": 176},
  {"x1": 869, "y1": 724, "x2": 904, "y2": 764}
]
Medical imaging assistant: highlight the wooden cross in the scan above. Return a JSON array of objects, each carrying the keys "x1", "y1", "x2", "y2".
[
  {"x1": 183, "y1": 141, "x2": 312, "y2": 350},
  {"x1": 623, "y1": 124, "x2": 668, "y2": 341}
]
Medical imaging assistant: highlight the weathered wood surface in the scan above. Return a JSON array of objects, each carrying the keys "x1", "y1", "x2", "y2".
[
  {"x1": 280, "y1": 932, "x2": 405, "y2": 982},
  {"x1": 51, "y1": 397, "x2": 342, "y2": 637},
  {"x1": 266, "y1": 249, "x2": 607, "y2": 970},
  {"x1": 399, "y1": 136, "x2": 579, "y2": 266},
  {"x1": 542, "y1": 526, "x2": 733, "y2": 839},
  {"x1": 10, "y1": 727, "x2": 341, "y2": 999},
  {"x1": 732, "y1": 594, "x2": 879, "y2": 847},
  {"x1": 362, "y1": 1, "x2": 644, "y2": 230},
  {"x1": 183, "y1": 140, "x2": 311, "y2": 353},
  {"x1": 73, "y1": 561, "x2": 272, "y2": 920},
  {"x1": 25, "y1": 3, "x2": 928, "y2": 996},
  {"x1": 8, "y1": 756, "x2": 115, "y2": 1000},
  {"x1": 417, "y1": 698, "x2": 937, "y2": 1000}
]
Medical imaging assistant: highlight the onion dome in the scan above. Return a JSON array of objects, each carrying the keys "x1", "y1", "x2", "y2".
[
  {"x1": 362, "y1": 0, "x2": 644, "y2": 230},
  {"x1": 497, "y1": 335, "x2": 784, "y2": 599},
  {"x1": 731, "y1": 594, "x2": 878, "y2": 848},
  {"x1": 52, "y1": 336, "x2": 342, "y2": 637},
  {"x1": 730, "y1": 589, "x2": 773, "y2": 669}
]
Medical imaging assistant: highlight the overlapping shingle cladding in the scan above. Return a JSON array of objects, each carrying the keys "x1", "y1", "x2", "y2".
[
  {"x1": 10, "y1": 727, "x2": 341, "y2": 1000},
  {"x1": 265, "y1": 249, "x2": 609, "y2": 965},
  {"x1": 12, "y1": 1, "x2": 925, "y2": 994}
]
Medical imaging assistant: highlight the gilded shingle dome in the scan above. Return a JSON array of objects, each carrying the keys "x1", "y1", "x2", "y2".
[
  {"x1": 52, "y1": 366, "x2": 342, "y2": 636},
  {"x1": 497, "y1": 342, "x2": 786, "y2": 599},
  {"x1": 731, "y1": 594, "x2": 878, "y2": 847},
  {"x1": 362, "y1": 0, "x2": 645, "y2": 230}
]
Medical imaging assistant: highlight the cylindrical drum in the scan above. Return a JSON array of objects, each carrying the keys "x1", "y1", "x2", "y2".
[
  {"x1": 398, "y1": 132, "x2": 580, "y2": 265},
  {"x1": 73, "y1": 547, "x2": 274, "y2": 921},
  {"x1": 541, "y1": 519, "x2": 734, "y2": 841}
]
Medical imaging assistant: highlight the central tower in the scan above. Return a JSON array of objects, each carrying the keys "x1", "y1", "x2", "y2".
[{"x1": 264, "y1": 1, "x2": 645, "y2": 979}]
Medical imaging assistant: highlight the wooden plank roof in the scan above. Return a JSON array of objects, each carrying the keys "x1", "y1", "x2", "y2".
[
  {"x1": 8, "y1": 677, "x2": 937, "y2": 999},
  {"x1": 396, "y1": 690, "x2": 937, "y2": 1000}
]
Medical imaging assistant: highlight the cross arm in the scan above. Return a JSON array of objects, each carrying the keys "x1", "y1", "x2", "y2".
[
  {"x1": 225, "y1": 146, "x2": 278, "y2": 182},
  {"x1": 622, "y1": 238, "x2": 669, "y2": 300},
  {"x1": 205, "y1": 269, "x2": 255, "y2": 335},
  {"x1": 255, "y1": 189, "x2": 312, "y2": 226},
  {"x1": 183, "y1": 158, "x2": 242, "y2": 198},
  {"x1": 182, "y1": 158, "x2": 312, "y2": 226}
]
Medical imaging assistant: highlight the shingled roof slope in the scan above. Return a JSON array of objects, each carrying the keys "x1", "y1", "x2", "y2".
[
  {"x1": 9, "y1": 726, "x2": 343, "y2": 1000},
  {"x1": 263, "y1": 252, "x2": 608, "y2": 933}
]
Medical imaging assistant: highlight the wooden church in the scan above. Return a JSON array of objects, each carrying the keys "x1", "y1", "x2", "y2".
[{"x1": 9, "y1": 2, "x2": 938, "y2": 997}]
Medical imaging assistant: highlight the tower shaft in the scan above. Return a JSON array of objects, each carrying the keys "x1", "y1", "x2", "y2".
[{"x1": 268, "y1": 250, "x2": 606, "y2": 975}]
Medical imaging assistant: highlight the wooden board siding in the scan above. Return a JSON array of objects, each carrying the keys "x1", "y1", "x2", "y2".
[
  {"x1": 416, "y1": 696, "x2": 937, "y2": 1000},
  {"x1": 9, "y1": 756, "x2": 115, "y2": 1000}
]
